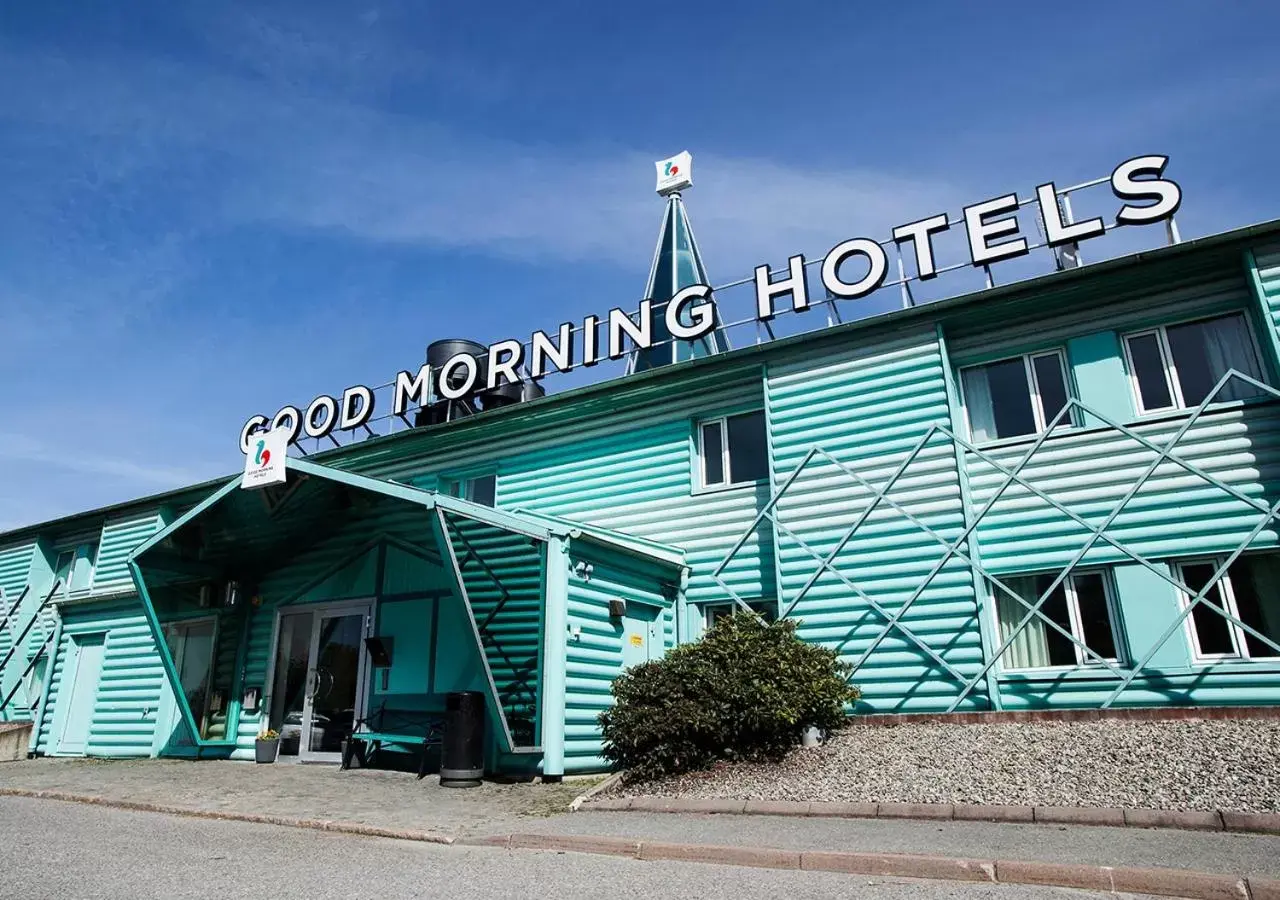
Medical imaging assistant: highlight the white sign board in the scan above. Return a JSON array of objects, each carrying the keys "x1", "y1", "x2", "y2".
[
  {"x1": 241, "y1": 426, "x2": 289, "y2": 489},
  {"x1": 655, "y1": 150, "x2": 693, "y2": 195}
]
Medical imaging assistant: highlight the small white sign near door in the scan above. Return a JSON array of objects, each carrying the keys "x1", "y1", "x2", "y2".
[{"x1": 242, "y1": 427, "x2": 289, "y2": 489}]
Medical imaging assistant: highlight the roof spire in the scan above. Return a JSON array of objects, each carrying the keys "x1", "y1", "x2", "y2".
[{"x1": 626, "y1": 151, "x2": 728, "y2": 374}]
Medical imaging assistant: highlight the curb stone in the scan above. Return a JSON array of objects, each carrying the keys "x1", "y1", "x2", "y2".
[
  {"x1": 5, "y1": 786, "x2": 1271, "y2": 897},
  {"x1": 580, "y1": 796, "x2": 1280, "y2": 836},
  {"x1": 467, "y1": 831, "x2": 1266, "y2": 899},
  {"x1": 0, "y1": 787, "x2": 456, "y2": 845}
]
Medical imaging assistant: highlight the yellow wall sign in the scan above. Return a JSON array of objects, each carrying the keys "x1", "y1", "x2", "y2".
[{"x1": 629, "y1": 633, "x2": 644, "y2": 647}]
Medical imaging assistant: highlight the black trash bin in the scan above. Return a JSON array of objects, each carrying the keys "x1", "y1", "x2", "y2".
[{"x1": 440, "y1": 691, "x2": 485, "y2": 788}]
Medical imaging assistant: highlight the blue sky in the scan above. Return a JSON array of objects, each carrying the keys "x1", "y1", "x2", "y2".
[{"x1": 1, "y1": 1, "x2": 1279, "y2": 532}]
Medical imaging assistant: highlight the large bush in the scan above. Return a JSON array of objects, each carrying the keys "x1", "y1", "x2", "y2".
[{"x1": 599, "y1": 612, "x2": 859, "y2": 781}]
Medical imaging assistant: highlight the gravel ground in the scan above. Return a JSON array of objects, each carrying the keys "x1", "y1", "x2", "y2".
[{"x1": 616, "y1": 719, "x2": 1280, "y2": 813}]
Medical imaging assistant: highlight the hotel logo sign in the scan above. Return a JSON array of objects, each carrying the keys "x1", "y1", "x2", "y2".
[{"x1": 241, "y1": 426, "x2": 289, "y2": 489}]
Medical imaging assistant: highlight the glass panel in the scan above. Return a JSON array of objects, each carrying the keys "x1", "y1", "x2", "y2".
[
  {"x1": 1167, "y1": 314, "x2": 1264, "y2": 405},
  {"x1": 1181, "y1": 563, "x2": 1237, "y2": 656},
  {"x1": 1126, "y1": 333, "x2": 1173, "y2": 410},
  {"x1": 467, "y1": 474, "x2": 497, "y2": 507},
  {"x1": 1032, "y1": 354, "x2": 1071, "y2": 427},
  {"x1": 1072, "y1": 573, "x2": 1117, "y2": 661},
  {"x1": 982, "y1": 358, "x2": 1036, "y2": 439},
  {"x1": 701, "y1": 422, "x2": 725, "y2": 486},
  {"x1": 172, "y1": 621, "x2": 216, "y2": 740},
  {"x1": 726, "y1": 410, "x2": 768, "y2": 484},
  {"x1": 1037, "y1": 575, "x2": 1077, "y2": 666},
  {"x1": 308, "y1": 613, "x2": 364, "y2": 753},
  {"x1": 1228, "y1": 556, "x2": 1280, "y2": 658},
  {"x1": 270, "y1": 612, "x2": 313, "y2": 756},
  {"x1": 995, "y1": 576, "x2": 1052, "y2": 668}
]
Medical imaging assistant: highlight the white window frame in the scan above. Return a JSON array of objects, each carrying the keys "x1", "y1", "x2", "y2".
[
  {"x1": 992, "y1": 568, "x2": 1123, "y2": 672},
  {"x1": 959, "y1": 349, "x2": 1073, "y2": 442},
  {"x1": 1121, "y1": 312, "x2": 1267, "y2": 414},
  {"x1": 1173, "y1": 555, "x2": 1279, "y2": 663},
  {"x1": 442, "y1": 471, "x2": 498, "y2": 506},
  {"x1": 461, "y1": 473, "x2": 497, "y2": 506},
  {"x1": 696, "y1": 410, "x2": 768, "y2": 491},
  {"x1": 702, "y1": 599, "x2": 776, "y2": 630}
]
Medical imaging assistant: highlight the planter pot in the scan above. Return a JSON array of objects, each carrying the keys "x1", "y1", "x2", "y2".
[{"x1": 255, "y1": 738, "x2": 280, "y2": 764}]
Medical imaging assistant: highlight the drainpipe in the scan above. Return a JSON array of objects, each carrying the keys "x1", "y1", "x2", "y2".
[{"x1": 539, "y1": 535, "x2": 569, "y2": 779}]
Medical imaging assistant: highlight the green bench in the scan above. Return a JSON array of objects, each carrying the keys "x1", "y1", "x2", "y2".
[{"x1": 341, "y1": 701, "x2": 446, "y2": 780}]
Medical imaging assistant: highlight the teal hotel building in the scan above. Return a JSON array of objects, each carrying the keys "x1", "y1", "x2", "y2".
[{"x1": 3, "y1": 154, "x2": 1280, "y2": 778}]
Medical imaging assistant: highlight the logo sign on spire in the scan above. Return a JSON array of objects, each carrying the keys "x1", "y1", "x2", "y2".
[{"x1": 655, "y1": 150, "x2": 693, "y2": 195}]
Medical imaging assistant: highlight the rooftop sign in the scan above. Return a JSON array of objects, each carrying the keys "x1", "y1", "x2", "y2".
[{"x1": 239, "y1": 154, "x2": 1182, "y2": 455}]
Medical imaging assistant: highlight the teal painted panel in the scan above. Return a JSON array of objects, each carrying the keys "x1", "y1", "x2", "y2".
[
  {"x1": 1111, "y1": 562, "x2": 1190, "y2": 670},
  {"x1": 92, "y1": 512, "x2": 162, "y2": 592},
  {"x1": 57, "y1": 633, "x2": 105, "y2": 755},
  {"x1": 382, "y1": 544, "x2": 453, "y2": 595},
  {"x1": 768, "y1": 329, "x2": 986, "y2": 713},
  {"x1": 967, "y1": 403, "x2": 1280, "y2": 573},
  {"x1": 298, "y1": 547, "x2": 378, "y2": 602},
  {"x1": 376, "y1": 596, "x2": 434, "y2": 695},
  {"x1": 563, "y1": 546, "x2": 673, "y2": 773},
  {"x1": 1067, "y1": 331, "x2": 1134, "y2": 427}
]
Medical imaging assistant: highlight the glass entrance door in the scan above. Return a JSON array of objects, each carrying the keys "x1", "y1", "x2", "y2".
[
  {"x1": 299, "y1": 604, "x2": 370, "y2": 763},
  {"x1": 268, "y1": 602, "x2": 370, "y2": 763}
]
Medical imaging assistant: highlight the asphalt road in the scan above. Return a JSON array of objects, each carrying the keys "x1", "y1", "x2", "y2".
[{"x1": 2, "y1": 796, "x2": 1126, "y2": 900}]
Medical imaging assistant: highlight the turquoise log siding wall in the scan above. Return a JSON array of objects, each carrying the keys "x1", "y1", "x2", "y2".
[
  {"x1": 967, "y1": 405, "x2": 1280, "y2": 573},
  {"x1": 38, "y1": 599, "x2": 166, "y2": 757},
  {"x1": 1252, "y1": 241, "x2": 1280, "y2": 342},
  {"x1": 356, "y1": 373, "x2": 774, "y2": 614},
  {"x1": 563, "y1": 543, "x2": 675, "y2": 773},
  {"x1": 766, "y1": 328, "x2": 986, "y2": 713},
  {"x1": 441, "y1": 512, "x2": 545, "y2": 745},
  {"x1": 957, "y1": 266, "x2": 1280, "y2": 709},
  {"x1": 0, "y1": 540, "x2": 39, "y2": 720},
  {"x1": 92, "y1": 512, "x2": 164, "y2": 593}
]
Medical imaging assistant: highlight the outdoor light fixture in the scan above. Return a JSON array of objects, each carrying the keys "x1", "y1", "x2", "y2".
[
  {"x1": 223, "y1": 581, "x2": 241, "y2": 608},
  {"x1": 241, "y1": 686, "x2": 260, "y2": 713},
  {"x1": 608, "y1": 598, "x2": 626, "y2": 618}
]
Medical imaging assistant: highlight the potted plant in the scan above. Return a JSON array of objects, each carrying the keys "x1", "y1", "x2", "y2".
[{"x1": 255, "y1": 729, "x2": 280, "y2": 764}]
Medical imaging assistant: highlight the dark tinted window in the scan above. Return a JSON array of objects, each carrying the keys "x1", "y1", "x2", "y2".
[
  {"x1": 1126, "y1": 332, "x2": 1173, "y2": 410},
  {"x1": 701, "y1": 421, "x2": 725, "y2": 486},
  {"x1": 726, "y1": 411, "x2": 768, "y2": 484}
]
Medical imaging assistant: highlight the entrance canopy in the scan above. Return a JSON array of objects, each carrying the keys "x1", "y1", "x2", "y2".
[{"x1": 127, "y1": 458, "x2": 686, "y2": 764}]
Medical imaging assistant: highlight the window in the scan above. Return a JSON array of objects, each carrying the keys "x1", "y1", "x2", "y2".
[
  {"x1": 698, "y1": 410, "x2": 768, "y2": 489},
  {"x1": 960, "y1": 350, "x2": 1072, "y2": 442},
  {"x1": 1123, "y1": 313, "x2": 1265, "y2": 413},
  {"x1": 52, "y1": 550, "x2": 75, "y2": 590},
  {"x1": 704, "y1": 599, "x2": 776, "y2": 629},
  {"x1": 1175, "y1": 554, "x2": 1280, "y2": 661},
  {"x1": 450, "y1": 473, "x2": 497, "y2": 507},
  {"x1": 163, "y1": 618, "x2": 218, "y2": 739},
  {"x1": 992, "y1": 570, "x2": 1121, "y2": 669}
]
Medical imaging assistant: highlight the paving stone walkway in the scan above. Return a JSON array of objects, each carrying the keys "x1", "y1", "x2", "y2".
[{"x1": 0, "y1": 758, "x2": 593, "y2": 836}]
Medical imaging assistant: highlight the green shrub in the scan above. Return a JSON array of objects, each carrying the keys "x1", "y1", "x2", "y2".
[{"x1": 599, "y1": 612, "x2": 859, "y2": 781}]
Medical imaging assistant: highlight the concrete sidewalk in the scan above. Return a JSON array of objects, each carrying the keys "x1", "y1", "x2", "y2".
[{"x1": 0, "y1": 758, "x2": 589, "y2": 836}]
